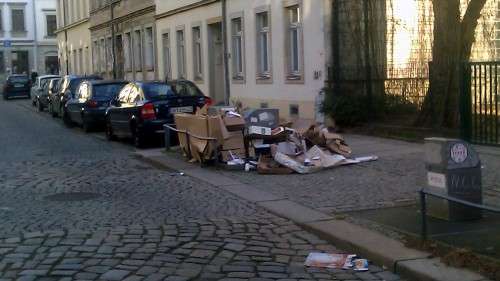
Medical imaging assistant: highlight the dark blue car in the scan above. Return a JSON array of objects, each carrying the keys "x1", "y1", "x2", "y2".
[
  {"x1": 3, "y1": 75, "x2": 31, "y2": 100},
  {"x1": 64, "y1": 80, "x2": 128, "y2": 132},
  {"x1": 105, "y1": 81, "x2": 211, "y2": 147}
]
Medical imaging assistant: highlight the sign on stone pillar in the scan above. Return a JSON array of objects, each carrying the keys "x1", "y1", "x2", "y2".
[{"x1": 424, "y1": 138, "x2": 482, "y2": 221}]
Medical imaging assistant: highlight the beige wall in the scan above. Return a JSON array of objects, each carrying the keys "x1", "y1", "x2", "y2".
[
  {"x1": 155, "y1": 0, "x2": 329, "y2": 120},
  {"x1": 57, "y1": 21, "x2": 92, "y2": 75}
]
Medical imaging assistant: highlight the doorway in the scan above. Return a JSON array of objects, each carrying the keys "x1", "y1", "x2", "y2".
[
  {"x1": 115, "y1": 34, "x2": 124, "y2": 79},
  {"x1": 207, "y1": 22, "x2": 224, "y2": 104}
]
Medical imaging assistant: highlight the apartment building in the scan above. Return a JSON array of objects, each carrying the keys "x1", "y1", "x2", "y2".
[
  {"x1": 155, "y1": 0, "x2": 332, "y2": 120},
  {"x1": 56, "y1": 0, "x2": 92, "y2": 75},
  {"x1": 0, "y1": 0, "x2": 58, "y2": 80},
  {"x1": 89, "y1": 0, "x2": 156, "y2": 81}
]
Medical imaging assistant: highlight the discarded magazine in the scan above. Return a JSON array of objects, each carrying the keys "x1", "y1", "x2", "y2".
[{"x1": 304, "y1": 253, "x2": 369, "y2": 271}]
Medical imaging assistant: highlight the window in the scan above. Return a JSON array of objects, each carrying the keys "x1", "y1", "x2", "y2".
[
  {"x1": 0, "y1": 52, "x2": 4, "y2": 73},
  {"x1": 46, "y1": 14, "x2": 57, "y2": 37},
  {"x1": 162, "y1": 32, "x2": 172, "y2": 81},
  {"x1": 133, "y1": 30, "x2": 142, "y2": 71},
  {"x1": 11, "y1": 8, "x2": 26, "y2": 32},
  {"x1": 0, "y1": 8, "x2": 3, "y2": 32},
  {"x1": 145, "y1": 27, "x2": 154, "y2": 70},
  {"x1": 78, "y1": 48, "x2": 83, "y2": 74},
  {"x1": 92, "y1": 41, "x2": 99, "y2": 72},
  {"x1": 106, "y1": 37, "x2": 112, "y2": 71},
  {"x1": 100, "y1": 38, "x2": 105, "y2": 73},
  {"x1": 118, "y1": 85, "x2": 131, "y2": 103},
  {"x1": 286, "y1": 5, "x2": 303, "y2": 80},
  {"x1": 124, "y1": 32, "x2": 131, "y2": 71},
  {"x1": 256, "y1": 11, "x2": 271, "y2": 79},
  {"x1": 231, "y1": 17, "x2": 245, "y2": 80},
  {"x1": 192, "y1": 26, "x2": 203, "y2": 80},
  {"x1": 176, "y1": 29, "x2": 186, "y2": 78}
]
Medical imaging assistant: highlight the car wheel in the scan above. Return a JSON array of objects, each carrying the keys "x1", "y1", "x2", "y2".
[
  {"x1": 105, "y1": 120, "x2": 116, "y2": 141},
  {"x1": 132, "y1": 126, "x2": 145, "y2": 148},
  {"x1": 37, "y1": 99, "x2": 44, "y2": 112},
  {"x1": 62, "y1": 109, "x2": 74, "y2": 127},
  {"x1": 50, "y1": 103, "x2": 57, "y2": 118},
  {"x1": 82, "y1": 117, "x2": 92, "y2": 133}
]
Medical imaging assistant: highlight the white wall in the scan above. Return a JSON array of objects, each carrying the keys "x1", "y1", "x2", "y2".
[
  {"x1": 0, "y1": 0, "x2": 35, "y2": 40},
  {"x1": 155, "y1": 0, "x2": 328, "y2": 119},
  {"x1": 34, "y1": 0, "x2": 58, "y2": 44}
]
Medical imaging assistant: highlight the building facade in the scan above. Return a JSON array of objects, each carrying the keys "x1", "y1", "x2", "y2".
[
  {"x1": 89, "y1": 0, "x2": 156, "y2": 81},
  {"x1": 56, "y1": 0, "x2": 91, "y2": 76},
  {"x1": 0, "y1": 0, "x2": 58, "y2": 81},
  {"x1": 155, "y1": 0, "x2": 332, "y2": 120}
]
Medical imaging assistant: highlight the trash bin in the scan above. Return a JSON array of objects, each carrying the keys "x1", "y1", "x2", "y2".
[{"x1": 424, "y1": 138, "x2": 482, "y2": 221}]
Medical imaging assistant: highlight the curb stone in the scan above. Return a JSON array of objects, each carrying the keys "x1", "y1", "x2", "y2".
[{"x1": 135, "y1": 149, "x2": 490, "y2": 281}]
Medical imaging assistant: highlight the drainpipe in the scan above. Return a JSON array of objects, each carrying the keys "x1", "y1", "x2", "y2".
[
  {"x1": 31, "y1": 0, "x2": 39, "y2": 74},
  {"x1": 111, "y1": 1, "x2": 116, "y2": 79},
  {"x1": 222, "y1": 0, "x2": 230, "y2": 105},
  {"x1": 63, "y1": 0, "x2": 69, "y2": 75}
]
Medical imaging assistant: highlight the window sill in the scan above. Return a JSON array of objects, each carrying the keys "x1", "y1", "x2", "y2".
[
  {"x1": 11, "y1": 31, "x2": 27, "y2": 37},
  {"x1": 232, "y1": 76, "x2": 246, "y2": 84},
  {"x1": 256, "y1": 75, "x2": 273, "y2": 84},
  {"x1": 285, "y1": 74, "x2": 304, "y2": 84}
]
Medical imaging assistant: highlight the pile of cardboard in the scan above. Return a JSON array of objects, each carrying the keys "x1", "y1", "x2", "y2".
[{"x1": 174, "y1": 106, "x2": 377, "y2": 173}]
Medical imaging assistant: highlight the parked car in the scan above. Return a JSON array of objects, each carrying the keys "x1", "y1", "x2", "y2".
[
  {"x1": 31, "y1": 75, "x2": 60, "y2": 108},
  {"x1": 51, "y1": 75, "x2": 102, "y2": 118},
  {"x1": 105, "y1": 81, "x2": 211, "y2": 147},
  {"x1": 42, "y1": 78, "x2": 62, "y2": 112},
  {"x1": 64, "y1": 80, "x2": 128, "y2": 132},
  {"x1": 2, "y1": 75, "x2": 31, "y2": 100},
  {"x1": 48, "y1": 79, "x2": 63, "y2": 116}
]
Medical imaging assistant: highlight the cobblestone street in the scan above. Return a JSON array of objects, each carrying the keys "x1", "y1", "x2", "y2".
[{"x1": 0, "y1": 99, "x2": 402, "y2": 280}]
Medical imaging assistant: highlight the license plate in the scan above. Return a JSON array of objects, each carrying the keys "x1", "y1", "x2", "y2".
[
  {"x1": 14, "y1": 84, "x2": 24, "y2": 88},
  {"x1": 170, "y1": 106, "x2": 193, "y2": 114}
]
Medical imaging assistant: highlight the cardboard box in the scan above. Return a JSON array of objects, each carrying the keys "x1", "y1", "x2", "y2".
[
  {"x1": 222, "y1": 131, "x2": 245, "y2": 151},
  {"x1": 223, "y1": 116, "x2": 246, "y2": 131},
  {"x1": 257, "y1": 155, "x2": 293, "y2": 174},
  {"x1": 174, "y1": 113, "x2": 229, "y2": 163}
]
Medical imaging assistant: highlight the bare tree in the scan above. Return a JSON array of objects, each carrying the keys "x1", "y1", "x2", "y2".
[{"x1": 417, "y1": 0, "x2": 487, "y2": 128}]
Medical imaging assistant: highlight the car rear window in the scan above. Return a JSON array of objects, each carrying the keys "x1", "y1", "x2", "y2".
[
  {"x1": 142, "y1": 83, "x2": 175, "y2": 99},
  {"x1": 69, "y1": 78, "x2": 85, "y2": 93},
  {"x1": 93, "y1": 84, "x2": 126, "y2": 99},
  {"x1": 172, "y1": 82, "x2": 203, "y2": 97},
  {"x1": 9, "y1": 76, "x2": 29, "y2": 83}
]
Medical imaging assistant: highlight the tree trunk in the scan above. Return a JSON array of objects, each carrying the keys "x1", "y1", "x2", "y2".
[{"x1": 416, "y1": 0, "x2": 486, "y2": 129}]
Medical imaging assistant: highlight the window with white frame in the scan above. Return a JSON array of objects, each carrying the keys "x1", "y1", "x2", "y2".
[
  {"x1": 124, "y1": 32, "x2": 131, "y2": 71},
  {"x1": 133, "y1": 30, "x2": 142, "y2": 71},
  {"x1": 177, "y1": 29, "x2": 186, "y2": 78},
  {"x1": 256, "y1": 11, "x2": 271, "y2": 79},
  {"x1": 162, "y1": 32, "x2": 172, "y2": 81},
  {"x1": 78, "y1": 48, "x2": 83, "y2": 74},
  {"x1": 46, "y1": 14, "x2": 57, "y2": 37},
  {"x1": 286, "y1": 5, "x2": 303, "y2": 80},
  {"x1": 192, "y1": 26, "x2": 203, "y2": 80},
  {"x1": 11, "y1": 8, "x2": 26, "y2": 33},
  {"x1": 145, "y1": 27, "x2": 154, "y2": 70},
  {"x1": 231, "y1": 17, "x2": 244, "y2": 80}
]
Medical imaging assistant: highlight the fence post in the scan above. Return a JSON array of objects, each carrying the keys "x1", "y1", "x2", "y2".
[
  {"x1": 420, "y1": 190, "x2": 428, "y2": 241},
  {"x1": 460, "y1": 62, "x2": 473, "y2": 142}
]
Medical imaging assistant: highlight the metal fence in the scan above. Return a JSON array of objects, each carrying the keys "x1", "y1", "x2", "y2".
[{"x1": 461, "y1": 62, "x2": 500, "y2": 145}]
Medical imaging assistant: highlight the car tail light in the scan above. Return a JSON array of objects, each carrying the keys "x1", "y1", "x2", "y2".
[
  {"x1": 141, "y1": 103, "x2": 156, "y2": 120},
  {"x1": 205, "y1": 97, "x2": 213, "y2": 106},
  {"x1": 86, "y1": 100, "x2": 98, "y2": 108}
]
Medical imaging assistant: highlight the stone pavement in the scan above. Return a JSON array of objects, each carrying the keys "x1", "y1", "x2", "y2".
[
  {"x1": 207, "y1": 134, "x2": 500, "y2": 214},
  {"x1": 0, "y1": 216, "x2": 400, "y2": 281},
  {"x1": 0, "y1": 99, "x2": 404, "y2": 280}
]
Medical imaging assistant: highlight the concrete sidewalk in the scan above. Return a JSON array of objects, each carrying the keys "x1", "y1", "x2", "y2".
[{"x1": 135, "y1": 133, "x2": 498, "y2": 281}]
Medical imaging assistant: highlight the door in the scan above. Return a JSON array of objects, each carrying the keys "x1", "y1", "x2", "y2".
[
  {"x1": 112, "y1": 85, "x2": 131, "y2": 135},
  {"x1": 116, "y1": 35, "x2": 124, "y2": 79},
  {"x1": 208, "y1": 22, "x2": 224, "y2": 104}
]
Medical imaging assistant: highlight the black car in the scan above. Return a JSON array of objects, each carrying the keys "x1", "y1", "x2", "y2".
[
  {"x1": 64, "y1": 80, "x2": 128, "y2": 132},
  {"x1": 51, "y1": 75, "x2": 102, "y2": 118},
  {"x1": 36, "y1": 77, "x2": 61, "y2": 112},
  {"x1": 31, "y1": 75, "x2": 60, "y2": 108},
  {"x1": 3, "y1": 75, "x2": 31, "y2": 100},
  {"x1": 105, "y1": 81, "x2": 211, "y2": 147}
]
